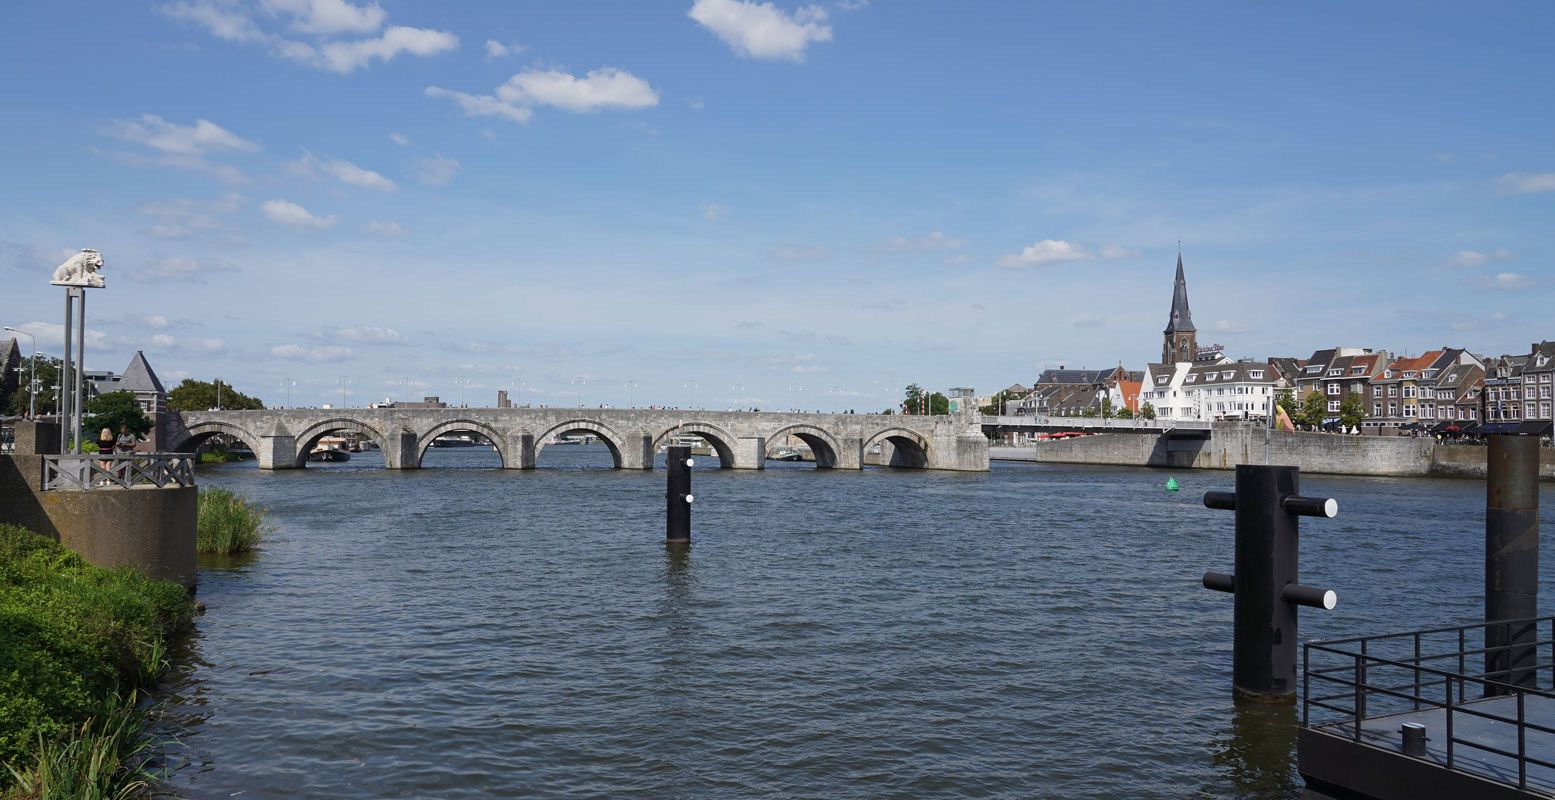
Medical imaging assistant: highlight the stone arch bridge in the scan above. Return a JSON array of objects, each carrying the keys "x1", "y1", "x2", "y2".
[{"x1": 168, "y1": 409, "x2": 990, "y2": 472}]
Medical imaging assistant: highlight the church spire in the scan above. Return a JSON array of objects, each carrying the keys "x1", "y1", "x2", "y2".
[
  {"x1": 1164, "y1": 252, "x2": 1195, "y2": 334},
  {"x1": 1161, "y1": 251, "x2": 1199, "y2": 364}
]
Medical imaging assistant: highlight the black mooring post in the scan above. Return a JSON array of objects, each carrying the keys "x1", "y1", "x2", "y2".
[
  {"x1": 1202, "y1": 464, "x2": 1338, "y2": 703},
  {"x1": 666, "y1": 445, "x2": 693, "y2": 543},
  {"x1": 1486, "y1": 434, "x2": 1539, "y2": 695}
]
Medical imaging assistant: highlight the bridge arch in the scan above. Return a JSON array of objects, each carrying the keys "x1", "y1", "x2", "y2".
[
  {"x1": 415, "y1": 419, "x2": 511, "y2": 468},
  {"x1": 292, "y1": 417, "x2": 391, "y2": 468},
  {"x1": 651, "y1": 422, "x2": 737, "y2": 469},
  {"x1": 762, "y1": 423, "x2": 843, "y2": 469},
  {"x1": 534, "y1": 419, "x2": 628, "y2": 469},
  {"x1": 174, "y1": 421, "x2": 264, "y2": 461},
  {"x1": 862, "y1": 427, "x2": 931, "y2": 469}
]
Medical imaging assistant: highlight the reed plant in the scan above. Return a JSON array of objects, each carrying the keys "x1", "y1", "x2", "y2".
[
  {"x1": 3, "y1": 693, "x2": 160, "y2": 800},
  {"x1": 196, "y1": 487, "x2": 267, "y2": 555}
]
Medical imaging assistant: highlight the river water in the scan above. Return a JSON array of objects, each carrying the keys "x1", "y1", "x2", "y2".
[{"x1": 158, "y1": 446, "x2": 1555, "y2": 799}]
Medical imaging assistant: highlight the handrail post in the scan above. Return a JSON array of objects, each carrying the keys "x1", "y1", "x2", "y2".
[
  {"x1": 1518, "y1": 690, "x2": 1528, "y2": 789},
  {"x1": 1445, "y1": 676, "x2": 1455, "y2": 768},
  {"x1": 1353, "y1": 653, "x2": 1363, "y2": 741},
  {"x1": 1414, "y1": 632, "x2": 1422, "y2": 711},
  {"x1": 1486, "y1": 434, "x2": 1539, "y2": 696}
]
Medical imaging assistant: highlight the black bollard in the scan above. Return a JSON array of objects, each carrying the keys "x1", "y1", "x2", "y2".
[
  {"x1": 666, "y1": 445, "x2": 693, "y2": 543},
  {"x1": 1485, "y1": 435, "x2": 1539, "y2": 695},
  {"x1": 1202, "y1": 464, "x2": 1338, "y2": 703}
]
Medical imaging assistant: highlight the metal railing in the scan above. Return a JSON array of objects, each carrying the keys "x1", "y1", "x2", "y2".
[
  {"x1": 981, "y1": 414, "x2": 1212, "y2": 431},
  {"x1": 42, "y1": 453, "x2": 196, "y2": 491},
  {"x1": 1305, "y1": 615, "x2": 1555, "y2": 795}
]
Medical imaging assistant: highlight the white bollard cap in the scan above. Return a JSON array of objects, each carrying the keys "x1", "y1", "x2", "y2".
[
  {"x1": 685, "y1": 458, "x2": 695, "y2": 468},
  {"x1": 684, "y1": 494, "x2": 694, "y2": 503}
]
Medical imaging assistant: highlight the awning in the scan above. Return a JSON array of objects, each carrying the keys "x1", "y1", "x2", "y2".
[
  {"x1": 1477, "y1": 422, "x2": 1521, "y2": 436},
  {"x1": 1321, "y1": 417, "x2": 1341, "y2": 424},
  {"x1": 1459, "y1": 422, "x2": 1481, "y2": 435},
  {"x1": 1429, "y1": 421, "x2": 1454, "y2": 433},
  {"x1": 1515, "y1": 421, "x2": 1553, "y2": 436}
]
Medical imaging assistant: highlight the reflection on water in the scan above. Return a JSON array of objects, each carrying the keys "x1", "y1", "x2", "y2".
[
  {"x1": 1204, "y1": 702, "x2": 1300, "y2": 800},
  {"x1": 153, "y1": 448, "x2": 1555, "y2": 798}
]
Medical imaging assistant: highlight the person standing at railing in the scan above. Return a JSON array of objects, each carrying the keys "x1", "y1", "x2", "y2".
[
  {"x1": 115, "y1": 424, "x2": 136, "y2": 454},
  {"x1": 97, "y1": 427, "x2": 114, "y2": 455}
]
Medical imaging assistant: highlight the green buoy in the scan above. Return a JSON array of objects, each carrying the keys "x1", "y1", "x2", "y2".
[{"x1": 1165, "y1": 477, "x2": 1180, "y2": 492}]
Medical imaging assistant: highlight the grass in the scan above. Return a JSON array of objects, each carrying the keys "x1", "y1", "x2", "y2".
[
  {"x1": 0, "y1": 524, "x2": 193, "y2": 797},
  {"x1": 195, "y1": 487, "x2": 267, "y2": 555}
]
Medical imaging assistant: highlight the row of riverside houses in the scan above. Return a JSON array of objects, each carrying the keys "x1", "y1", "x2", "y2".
[{"x1": 1002, "y1": 253, "x2": 1555, "y2": 438}]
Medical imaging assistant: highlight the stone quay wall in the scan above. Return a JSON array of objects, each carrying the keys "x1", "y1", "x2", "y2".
[{"x1": 991, "y1": 423, "x2": 1555, "y2": 481}]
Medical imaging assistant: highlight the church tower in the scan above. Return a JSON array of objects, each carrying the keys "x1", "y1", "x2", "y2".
[{"x1": 1162, "y1": 253, "x2": 1198, "y2": 363}]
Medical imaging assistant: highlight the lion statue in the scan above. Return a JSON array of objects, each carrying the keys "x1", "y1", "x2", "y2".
[{"x1": 50, "y1": 249, "x2": 105, "y2": 288}]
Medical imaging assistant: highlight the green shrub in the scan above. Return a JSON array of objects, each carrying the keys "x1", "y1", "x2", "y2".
[
  {"x1": 196, "y1": 487, "x2": 267, "y2": 555},
  {"x1": 4, "y1": 691, "x2": 159, "y2": 800},
  {"x1": 0, "y1": 524, "x2": 192, "y2": 790}
]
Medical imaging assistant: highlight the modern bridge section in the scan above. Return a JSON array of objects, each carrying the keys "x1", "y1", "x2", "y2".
[
  {"x1": 981, "y1": 414, "x2": 1213, "y2": 438},
  {"x1": 168, "y1": 408, "x2": 990, "y2": 472}
]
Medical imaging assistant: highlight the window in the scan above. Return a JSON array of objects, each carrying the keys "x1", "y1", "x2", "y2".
[
  {"x1": 1351, "y1": 366, "x2": 1366, "y2": 375},
  {"x1": 1327, "y1": 368, "x2": 1342, "y2": 377},
  {"x1": 1388, "y1": 386, "x2": 1398, "y2": 398},
  {"x1": 1389, "y1": 403, "x2": 1398, "y2": 415},
  {"x1": 1384, "y1": 370, "x2": 1394, "y2": 379},
  {"x1": 1306, "y1": 365, "x2": 1322, "y2": 374},
  {"x1": 1186, "y1": 375, "x2": 1197, "y2": 383},
  {"x1": 1327, "y1": 401, "x2": 1339, "y2": 412},
  {"x1": 1222, "y1": 371, "x2": 1234, "y2": 380},
  {"x1": 1374, "y1": 403, "x2": 1382, "y2": 415},
  {"x1": 1470, "y1": 408, "x2": 1477, "y2": 419},
  {"x1": 1403, "y1": 386, "x2": 1416, "y2": 398},
  {"x1": 1205, "y1": 373, "x2": 1216, "y2": 382},
  {"x1": 1249, "y1": 370, "x2": 1264, "y2": 379},
  {"x1": 1326, "y1": 384, "x2": 1340, "y2": 396},
  {"x1": 1157, "y1": 377, "x2": 1168, "y2": 385}
]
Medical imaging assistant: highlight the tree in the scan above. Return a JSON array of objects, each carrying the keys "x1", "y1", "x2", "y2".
[
  {"x1": 902, "y1": 384, "x2": 949, "y2": 415},
  {"x1": 1140, "y1": 402, "x2": 1156, "y2": 420},
  {"x1": 1275, "y1": 389, "x2": 1299, "y2": 420},
  {"x1": 1117, "y1": 407, "x2": 1135, "y2": 419},
  {"x1": 1298, "y1": 391, "x2": 1328, "y2": 429},
  {"x1": 1339, "y1": 391, "x2": 1366, "y2": 431},
  {"x1": 1080, "y1": 406, "x2": 1099, "y2": 418},
  {"x1": 3, "y1": 355, "x2": 60, "y2": 416},
  {"x1": 980, "y1": 389, "x2": 1019, "y2": 416},
  {"x1": 167, "y1": 378, "x2": 265, "y2": 412},
  {"x1": 1100, "y1": 397, "x2": 1114, "y2": 419},
  {"x1": 83, "y1": 391, "x2": 150, "y2": 439}
]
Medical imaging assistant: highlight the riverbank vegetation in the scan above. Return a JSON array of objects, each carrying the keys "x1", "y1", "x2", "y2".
[
  {"x1": 0, "y1": 523, "x2": 193, "y2": 797},
  {"x1": 196, "y1": 487, "x2": 267, "y2": 554}
]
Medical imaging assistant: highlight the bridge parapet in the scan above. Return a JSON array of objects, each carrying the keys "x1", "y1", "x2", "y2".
[{"x1": 173, "y1": 408, "x2": 989, "y2": 472}]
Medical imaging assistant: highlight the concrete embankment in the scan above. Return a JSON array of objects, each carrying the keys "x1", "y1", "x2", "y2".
[{"x1": 991, "y1": 423, "x2": 1555, "y2": 480}]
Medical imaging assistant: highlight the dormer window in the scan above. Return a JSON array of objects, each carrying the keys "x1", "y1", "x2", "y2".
[
  {"x1": 1222, "y1": 371, "x2": 1235, "y2": 380},
  {"x1": 1157, "y1": 376, "x2": 1168, "y2": 385},
  {"x1": 1249, "y1": 370, "x2": 1264, "y2": 379},
  {"x1": 1351, "y1": 366, "x2": 1365, "y2": 375},
  {"x1": 1186, "y1": 375, "x2": 1197, "y2": 383},
  {"x1": 1305, "y1": 365, "x2": 1322, "y2": 374},
  {"x1": 1205, "y1": 373, "x2": 1216, "y2": 382},
  {"x1": 1539, "y1": 355, "x2": 1551, "y2": 368},
  {"x1": 1327, "y1": 368, "x2": 1342, "y2": 377},
  {"x1": 1384, "y1": 370, "x2": 1394, "y2": 379}
]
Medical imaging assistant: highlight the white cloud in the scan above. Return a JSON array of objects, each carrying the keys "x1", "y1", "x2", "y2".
[
  {"x1": 689, "y1": 0, "x2": 833, "y2": 62},
  {"x1": 1452, "y1": 248, "x2": 1513, "y2": 267},
  {"x1": 1482, "y1": 272, "x2": 1536, "y2": 289},
  {"x1": 424, "y1": 86, "x2": 535, "y2": 124},
  {"x1": 183, "y1": 337, "x2": 228, "y2": 353},
  {"x1": 388, "y1": 132, "x2": 409, "y2": 146},
  {"x1": 701, "y1": 203, "x2": 729, "y2": 221},
  {"x1": 412, "y1": 154, "x2": 461, "y2": 186},
  {"x1": 160, "y1": 1, "x2": 457, "y2": 73},
  {"x1": 104, "y1": 114, "x2": 258, "y2": 156},
  {"x1": 289, "y1": 150, "x2": 396, "y2": 191},
  {"x1": 363, "y1": 220, "x2": 409, "y2": 237},
  {"x1": 260, "y1": 0, "x2": 386, "y2": 35},
  {"x1": 261, "y1": 199, "x2": 337, "y2": 228},
  {"x1": 996, "y1": 239, "x2": 1092, "y2": 267},
  {"x1": 428, "y1": 67, "x2": 658, "y2": 123},
  {"x1": 1497, "y1": 172, "x2": 1555, "y2": 194},
  {"x1": 138, "y1": 194, "x2": 244, "y2": 238},
  {"x1": 1099, "y1": 243, "x2": 1140, "y2": 260},
  {"x1": 884, "y1": 231, "x2": 963, "y2": 252},
  {"x1": 151, "y1": 333, "x2": 177, "y2": 348},
  {"x1": 1213, "y1": 320, "x2": 1251, "y2": 333},
  {"x1": 8, "y1": 321, "x2": 110, "y2": 349},
  {"x1": 271, "y1": 343, "x2": 355, "y2": 362},
  {"x1": 502, "y1": 68, "x2": 659, "y2": 112},
  {"x1": 484, "y1": 39, "x2": 525, "y2": 60},
  {"x1": 317, "y1": 326, "x2": 407, "y2": 344},
  {"x1": 132, "y1": 256, "x2": 241, "y2": 282},
  {"x1": 145, "y1": 315, "x2": 170, "y2": 329}
]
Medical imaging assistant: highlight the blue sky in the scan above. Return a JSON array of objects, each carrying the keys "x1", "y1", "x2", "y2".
[{"x1": 2, "y1": 1, "x2": 1552, "y2": 411}]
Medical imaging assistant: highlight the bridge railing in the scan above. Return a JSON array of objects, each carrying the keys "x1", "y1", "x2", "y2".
[
  {"x1": 42, "y1": 453, "x2": 197, "y2": 491},
  {"x1": 982, "y1": 415, "x2": 1212, "y2": 431}
]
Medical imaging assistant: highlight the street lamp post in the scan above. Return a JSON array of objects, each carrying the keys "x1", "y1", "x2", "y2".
[
  {"x1": 454, "y1": 377, "x2": 469, "y2": 408},
  {"x1": 731, "y1": 382, "x2": 743, "y2": 411},
  {"x1": 626, "y1": 379, "x2": 638, "y2": 408},
  {"x1": 3, "y1": 327, "x2": 36, "y2": 418},
  {"x1": 572, "y1": 376, "x2": 585, "y2": 407},
  {"x1": 337, "y1": 376, "x2": 352, "y2": 408},
  {"x1": 281, "y1": 379, "x2": 296, "y2": 408},
  {"x1": 686, "y1": 380, "x2": 698, "y2": 409}
]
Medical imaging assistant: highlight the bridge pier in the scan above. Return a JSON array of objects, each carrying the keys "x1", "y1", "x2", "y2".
[
  {"x1": 836, "y1": 437, "x2": 862, "y2": 470},
  {"x1": 383, "y1": 429, "x2": 419, "y2": 470},
  {"x1": 507, "y1": 433, "x2": 536, "y2": 469},
  {"x1": 733, "y1": 436, "x2": 766, "y2": 470},
  {"x1": 255, "y1": 432, "x2": 299, "y2": 470},
  {"x1": 620, "y1": 432, "x2": 654, "y2": 470}
]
